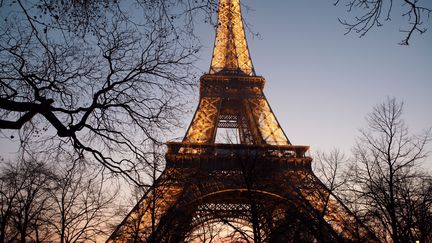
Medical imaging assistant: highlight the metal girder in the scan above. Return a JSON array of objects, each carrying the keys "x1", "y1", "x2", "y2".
[
  {"x1": 297, "y1": 172, "x2": 374, "y2": 241},
  {"x1": 108, "y1": 170, "x2": 184, "y2": 242},
  {"x1": 183, "y1": 97, "x2": 221, "y2": 144},
  {"x1": 210, "y1": 0, "x2": 255, "y2": 75},
  {"x1": 182, "y1": 75, "x2": 290, "y2": 147},
  {"x1": 246, "y1": 98, "x2": 290, "y2": 145},
  {"x1": 107, "y1": 162, "x2": 378, "y2": 242}
]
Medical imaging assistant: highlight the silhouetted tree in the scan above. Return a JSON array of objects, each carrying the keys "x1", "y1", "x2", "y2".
[
  {"x1": 0, "y1": 158, "x2": 54, "y2": 242},
  {"x1": 123, "y1": 144, "x2": 167, "y2": 243},
  {"x1": 348, "y1": 97, "x2": 431, "y2": 242},
  {"x1": 0, "y1": 0, "x2": 217, "y2": 183},
  {"x1": 314, "y1": 149, "x2": 348, "y2": 208},
  {"x1": 48, "y1": 156, "x2": 118, "y2": 243},
  {"x1": 335, "y1": 0, "x2": 432, "y2": 45},
  {"x1": 0, "y1": 153, "x2": 119, "y2": 242}
]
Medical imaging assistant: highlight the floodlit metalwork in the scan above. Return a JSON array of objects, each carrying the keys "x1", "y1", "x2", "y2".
[
  {"x1": 247, "y1": 97, "x2": 290, "y2": 145},
  {"x1": 108, "y1": 169, "x2": 186, "y2": 242},
  {"x1": 183, "y1": 97, "x2": 221, "y2": 144},
  {"x1": 210, "y1": 0, "x2": 255, "y2": 75},
  {"x1": 108, "y1": 0, "x2": 378, "y2": 242},
  {"x1": 182, "y1": 74, "x2": 289, "y2": 146}
]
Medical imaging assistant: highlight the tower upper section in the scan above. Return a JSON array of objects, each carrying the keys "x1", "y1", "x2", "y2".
[{"x1": 209, "y1": 0, "x2": 255, "y2": 76}]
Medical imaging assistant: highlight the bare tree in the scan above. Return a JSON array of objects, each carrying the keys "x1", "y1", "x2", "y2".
[
  {"x1": 186, "y1": 220, "x2": 224, "y2": 243},
  {"x1": 349, "y1": 97, "x2": 431, "y2": 242},
  {"x1": 397, "y1": 173, "x2": 432, "y2": 243},
  {"x1": 0, "y1": 0, "x2": 218, "y2": 184},
  {"x1": 0, "y1": 157, "x2": 55, "y2": 242},
  {"x1": 313, "y1": 149, "x2": 352, "y2": 239},
  {"x1": 335, "y1": 0, "x2": 432, "y2": 45},
  {"x1": 48, "y1": 156, "x2": 119, "y2": 243},
  {"x1": 314, "y1": 149, "x2": 348, "y2": 203},
  {"x1": 0, "y1": 150, "x2": 120, "y2": 242},
  {"x1": 126, "y1": 144, "x2": 167, "y2": 243}
]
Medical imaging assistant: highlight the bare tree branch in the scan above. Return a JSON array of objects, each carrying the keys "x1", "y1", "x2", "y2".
[
  {"x1": 0, "y1": 0, "x2": 218, "y2": 184},
  {"x1": 335, "y1": 0, "x2": 432, "y2": 45},
  {"x1": 347, "y1": 97, "x2": 432, "y2": 242}
]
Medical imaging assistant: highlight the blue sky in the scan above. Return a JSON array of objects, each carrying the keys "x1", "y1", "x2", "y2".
[
  {"x1": 1, "y1": 1, "x2": 431, "y2": 166},
  {"x1": 190, "y1": 1, "x2": 432, "y2": 158}
]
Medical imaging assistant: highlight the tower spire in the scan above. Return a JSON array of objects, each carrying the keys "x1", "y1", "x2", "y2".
[{"x1": 210, "y1": 0, "x2": 255, "y2": 76}]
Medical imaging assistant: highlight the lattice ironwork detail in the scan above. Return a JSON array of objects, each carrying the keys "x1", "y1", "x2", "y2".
[
  {"x1": 108, "y1": 164, "x2": 377, "y2": 242},
  {"x1": 183, "y1": 97, "x2": 221, "y2": 144},
  {"x1": 298, "y1": 172, "x2": 374, "y2": 241},
  {"x1": 246, "y1": 98, "x2": 290, "y2": 145},
  {"x1": 218, "y1": 114, "x2": 239, "y2": 128},
  {"x1": 108, "y1": 0, "x2": 378, "y2": 241},
  {"x1": 210, "y1": 0, "x2": 255, "y2": 75},
  {"x1": 108, "y1": 170, "x2": 184, "y2": 242}
]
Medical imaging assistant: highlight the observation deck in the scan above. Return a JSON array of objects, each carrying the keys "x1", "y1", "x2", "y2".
[{"x1": 166, "y1": 142, "x2": 312, "y2": 171}]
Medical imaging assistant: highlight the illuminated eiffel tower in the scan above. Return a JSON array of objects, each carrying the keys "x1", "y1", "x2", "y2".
[{"x1": 108, "y1": 0, "x2": 377, "y2": 242}]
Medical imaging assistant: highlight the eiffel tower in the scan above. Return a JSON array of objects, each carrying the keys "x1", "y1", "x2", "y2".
[{"x1": 108, "y1": 0, "x2": 377, "y2": 242}]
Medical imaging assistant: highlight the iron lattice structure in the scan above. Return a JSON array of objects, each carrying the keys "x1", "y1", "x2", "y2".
[{"x1": 108, "y1": 0, "x2": 377, "y2": 242}]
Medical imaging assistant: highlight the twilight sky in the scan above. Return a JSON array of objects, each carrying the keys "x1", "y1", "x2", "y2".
[
  {"x1": 1, "y1": 1, "x2": 431, "y2": 166},
  {"x1": 188, "y1": 1, "x2": 432, "y2": 159}
]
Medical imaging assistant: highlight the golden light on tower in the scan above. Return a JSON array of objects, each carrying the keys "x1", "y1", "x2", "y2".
[
  {"x1": 210, "y1": 0, "x2": 255, "y2": 75},
  {"x1": 182, "y1": 0, "x2": 290, "y2": 147},
  {"x1": 107, "y1": 0, "x2": 378, "y2": 241}
]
